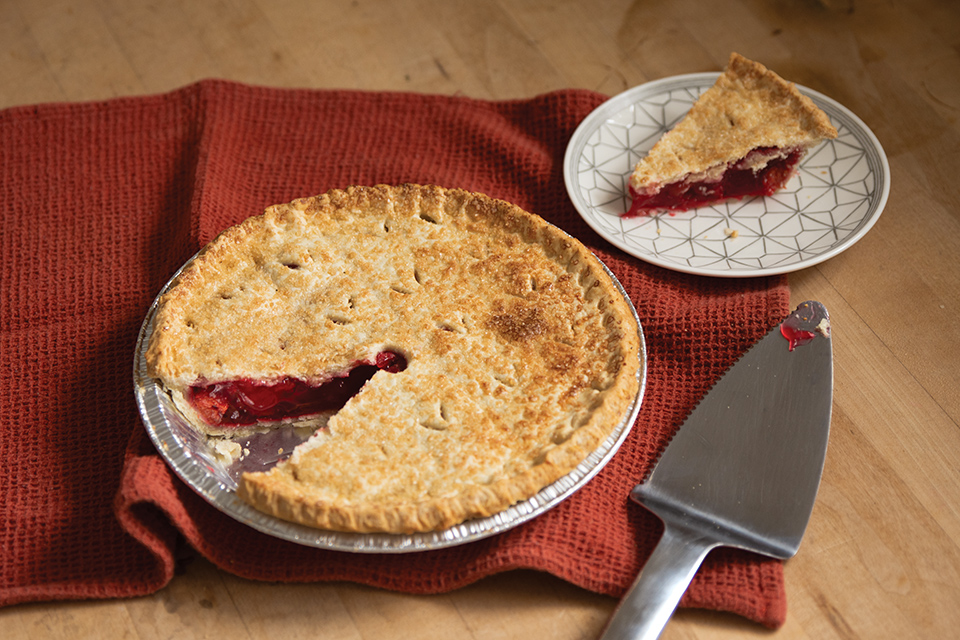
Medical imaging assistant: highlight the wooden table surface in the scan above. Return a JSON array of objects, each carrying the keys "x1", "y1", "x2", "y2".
[{"x1": 3, "y1": 0, "x2": 958, "y2": 638}]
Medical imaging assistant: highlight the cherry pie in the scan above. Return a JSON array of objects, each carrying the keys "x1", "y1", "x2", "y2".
[
  {"x1": 627, "y1": 53, "x2": 838, "y2": 217},
  {"x1": 146, "y1": 185, "x2": 641, "y2": 533}
]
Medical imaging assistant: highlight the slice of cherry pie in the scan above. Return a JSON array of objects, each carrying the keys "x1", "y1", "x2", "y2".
[
  {"x1": 146, "y1": 184, "x2": 641, "y2": 533},
  {"x1": 626, "y1": 53, "x2": 838, "y2": 217}
]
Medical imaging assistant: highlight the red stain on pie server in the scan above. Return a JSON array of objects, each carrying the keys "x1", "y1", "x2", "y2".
[{"x1": 779, "y1": 301, "x2": 830, "y2": 351}]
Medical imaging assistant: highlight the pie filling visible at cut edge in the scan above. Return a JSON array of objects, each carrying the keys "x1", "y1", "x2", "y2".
[
  {"x1": 625, "y1": 52, "x2": 838, "y2": 217},
  {"x1": 186, "y1": 351, "x2": 408, "y2": 428},
  {"x1": 626, "y1": 146, "x2": 803, "y2": 217},
  {"x1": 145, "y1": 184, "x2": 642, "y2": 534}
]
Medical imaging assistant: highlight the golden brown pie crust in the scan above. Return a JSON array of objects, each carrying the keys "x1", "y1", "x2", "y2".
[
  {"x1": 146, "y1": 184, "x2": 642, "y2": 533},
  {"x1": 630, "y1": 52, "x2": 838, "y2": 194}
]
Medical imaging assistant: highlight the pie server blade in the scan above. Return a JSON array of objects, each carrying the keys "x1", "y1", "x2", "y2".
[{"x1": 600, "y1": 301, "x2": 833, "y2": 639}]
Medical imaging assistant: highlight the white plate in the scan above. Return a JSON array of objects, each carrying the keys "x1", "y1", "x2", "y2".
[
  {"x1": 133, "y1": 248, "x2": 646, "y2": 553},
  {"x1": 564, "y1": 73, "x2": 890, "y2": 277}
]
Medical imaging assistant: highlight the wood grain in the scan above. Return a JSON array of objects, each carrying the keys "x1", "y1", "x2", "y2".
[{"x1": 3, "y1": 0, "x2": 958, "y2": 638}]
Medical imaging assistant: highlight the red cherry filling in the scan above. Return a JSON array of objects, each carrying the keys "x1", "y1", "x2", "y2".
[
  {"x1": 625, "y1": 146, "x2": 804, "y2": 217},
  {"x1": 780, "y1": 324, "x2": 817, "y2": 352},
  {"x1": 187, "y1": 350, "x2": 408, "y2": 427}
]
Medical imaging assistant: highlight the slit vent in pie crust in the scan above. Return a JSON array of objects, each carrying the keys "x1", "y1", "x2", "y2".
[
  {"x1": 626, "y1": 52, "x2": 838, "y2": 216},
  {"x1": 146, "y1": 184, "x2": 641, "y2": 533}
]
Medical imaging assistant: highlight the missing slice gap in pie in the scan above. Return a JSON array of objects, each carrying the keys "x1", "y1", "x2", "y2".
[
  {"x1": 625, "y1": 52, "x2": 838, "y2": 217},
  {"x1": 146, "y1": 184, "x2": 641, "y2": 534}
]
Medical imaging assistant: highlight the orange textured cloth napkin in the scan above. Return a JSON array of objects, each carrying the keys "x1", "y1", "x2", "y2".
[{"x1": 0, "y1": 80, "x2": 790, "y2": 626}]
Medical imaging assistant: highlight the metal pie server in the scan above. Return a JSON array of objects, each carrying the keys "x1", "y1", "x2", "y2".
[{"x1": 600, "y1": 301, "x2": 833, "y2": 639}]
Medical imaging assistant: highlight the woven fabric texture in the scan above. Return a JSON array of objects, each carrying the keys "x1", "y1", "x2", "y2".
[{"x1": 0, "y1": 80, "x2": 790, "y2": 627}]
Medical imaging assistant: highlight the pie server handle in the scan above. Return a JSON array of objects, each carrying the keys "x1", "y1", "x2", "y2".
[{"x1": 598, "y1": 521, "x2": 718, "y2": 640}]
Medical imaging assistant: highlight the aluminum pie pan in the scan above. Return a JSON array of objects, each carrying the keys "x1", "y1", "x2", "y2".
[{"x1": 133, "y1": 250, "x2": 647, "y2": 553}]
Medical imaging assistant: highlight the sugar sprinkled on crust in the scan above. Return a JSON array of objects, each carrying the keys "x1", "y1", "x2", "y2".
[
  {"x1": 146, "y1": 184, "x2": 642, "y2": 533},
  {"x1": 630, "y1": 52, "x2": 838, "y2": 193}
]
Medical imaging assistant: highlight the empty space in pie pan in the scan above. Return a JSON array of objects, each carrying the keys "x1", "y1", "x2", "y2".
[{"x1": 133, "y1": 250, "x2": 647, "y2": 553}]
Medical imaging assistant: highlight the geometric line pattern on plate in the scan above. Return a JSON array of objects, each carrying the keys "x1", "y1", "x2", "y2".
[{"x1": 569, "y1": 75, "x2": 886, "y2": 276}]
